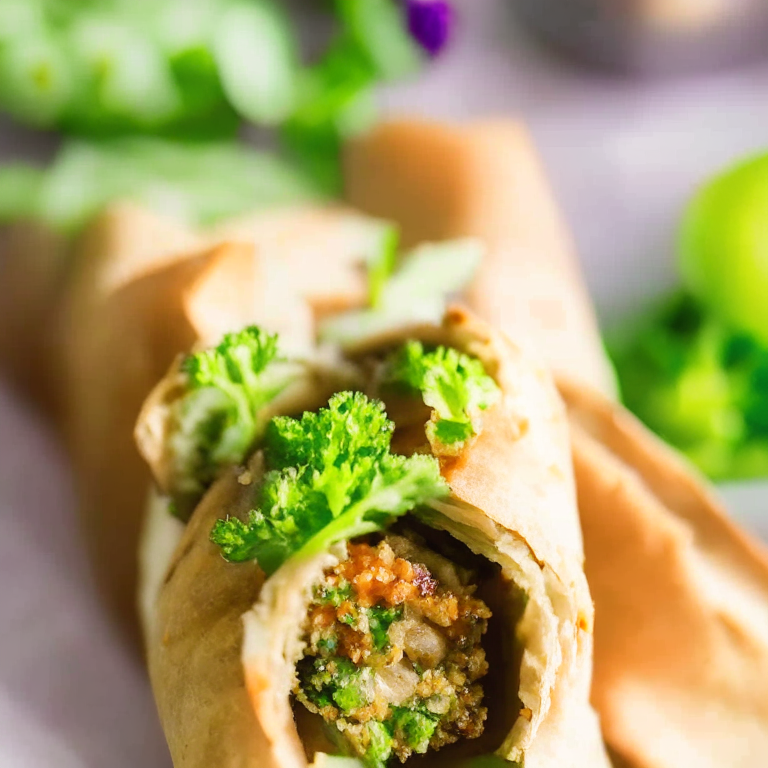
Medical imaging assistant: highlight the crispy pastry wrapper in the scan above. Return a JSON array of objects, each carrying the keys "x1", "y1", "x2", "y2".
[
  {"x1": 0, "y1": 220, "x2": 69, "y2": 416},
  {"x1": 141, "y1": 309, "x2": 610, "y2": 768},
  {"x1": 53, "y1": 202, "x2": 382, "y2": 634},
  {"x1": 561, "y1": 379, "x2": 768, "y2": 768},
  {"x1": 344, "y1": 119, "x2": 768, "y2": 768}
]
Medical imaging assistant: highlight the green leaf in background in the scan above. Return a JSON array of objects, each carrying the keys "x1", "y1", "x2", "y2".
[
  {"x1": 680, "y1": 153, "x2": 768, "y2": 346},
  {"x1": 18, "y1": 137, "x2": 323, "y2": 232},
  {"x1": 0, "y1": 0, "x2": 426, "y2": 208},
  {"x1": 0, "y1": 0, "x2": 44, "y2": 43},
  {"x1": 66, "y1": 15, "x2": 181, "y2": 131},
  {"x1": 154, "y1": 0, "x2": 238, "y2": 137},
  {"x1": 0, "y1": 31, "x2": 74, "y2": 127},
  {"x1": 368, "y1": 225, "x2": 399, "y2": 308},
  {"x1": 213, "y1": 1, "x2": 298, "y2": 127},
  {"x1": 281, "y1": 35, "x2": 380, "y2": 194},
  {"x1": 335, "y1": 0, "x2": 423, "y2": 80},
  {"x1": 611, "y1": 292, "x2": 768, "y2": 480}
]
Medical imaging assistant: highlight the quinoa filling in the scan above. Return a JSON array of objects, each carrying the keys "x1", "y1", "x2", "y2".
[{"x1": 293, "y1": 537, "x2": 492, "y2": 767}]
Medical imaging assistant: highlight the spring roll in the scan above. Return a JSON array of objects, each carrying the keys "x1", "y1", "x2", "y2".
[
  {"x1": 343, "y1": 119, "x2": 768, "y2": 768},
  {"x1": 62, "y1": 238, "x2": 312, "y2": 638},
  {"x1": 52, "y1": 200, "x2": 396, "y2": 635},
  {"x1": 138, "y1": 308, "x2": 610, "y2": 768},
  {"x1": 562, "y1": 380, "x2": 768, "y2": 768},
  {"x1": 0, "y1": 220, "x2": 69, "y2": 416}
]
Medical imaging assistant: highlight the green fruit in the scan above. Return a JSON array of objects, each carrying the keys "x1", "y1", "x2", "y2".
[{"x1": 680, "y1": 154, "x2": 768, "y2": 344}]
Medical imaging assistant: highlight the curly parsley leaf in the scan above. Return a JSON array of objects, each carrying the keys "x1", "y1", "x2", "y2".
[
  {"x1": 166, "y1": 326, "x2": 300, "y2": 517},
  {"x1": 210, "y1": 391, "x2": 448, "y2": 574},
  {"x1": 386, "y1": 341, "x2": 500, "y2": 454}
]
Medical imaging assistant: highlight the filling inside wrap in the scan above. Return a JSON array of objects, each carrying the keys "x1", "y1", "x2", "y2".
[
  {"x1": 140, "y1": 317, "x2": 569, "y2": 768},
  {"x1": 290, "y1": 530, "x2": 518, "y2": 767}
]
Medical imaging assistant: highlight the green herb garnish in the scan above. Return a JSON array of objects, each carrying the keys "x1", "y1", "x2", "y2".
[
  {"x1": 167, "y1": 326, "x2": 298, "y2": 513},
  {"x1": 210, "y1": 391, "x2": 448, "y2": 574},
  {"x1": 611, "y1": 292, "x2": 768, "y2": 480},
  {"x1": 386, "y1": 341, "x2": 500, "y2": 454}
]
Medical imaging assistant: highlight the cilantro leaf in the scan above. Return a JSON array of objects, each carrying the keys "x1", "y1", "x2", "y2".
[
  {"x1": 210, "y1": 391, "x2": 448, "y2": 574},
  {"x1": 386, "y1": 341, "x2": 500, "y2": 454},
  {"x1": 166, "y1": 326, "x2": 299, "y2": 517}
]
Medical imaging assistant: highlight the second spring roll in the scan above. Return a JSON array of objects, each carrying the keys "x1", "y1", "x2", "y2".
[
  {"x1": 344, "y1": 119, "x2": 617, "y2": 398},
  {"x1": 344, "y1": 119, "x2": 768, "y2": 768},
  {"x1": 137, "y1": 308, "x2": 610, "y2": 768}
]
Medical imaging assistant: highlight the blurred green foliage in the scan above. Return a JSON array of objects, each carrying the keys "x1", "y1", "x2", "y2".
[
  {"x1": 611, "y1": 293, "x2": 768, "y2": 480},
  {"x1": 0, "y1": 137, "x2": 324, "y2": 231},
  {"x1": 614, "y1": 151, "x2": 768, "y2": 481},
  {"x1": 0, "y1": 0, "x2": 423, "y2": 202}
]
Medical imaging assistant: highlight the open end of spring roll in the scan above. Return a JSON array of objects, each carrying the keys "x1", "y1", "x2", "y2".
[
  {"x1": 140, "y1": 308, "x2": 609, "y2": 768},
  {"x1": 346, "y1": 118, "x2": 768, "y2": 766},
  {"x1": 57, "y1": 201, "x2": 396, "y2": 636}
]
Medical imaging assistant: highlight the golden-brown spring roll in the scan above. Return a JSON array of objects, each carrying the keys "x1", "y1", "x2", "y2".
[
  {"x1": 62, "y1": 238, "x2": 312, "y2": 639},
  {"x1": 139, "y1": 308, "x2": 610, "y2": 768},
  {"x1": 344, "y1": 119, "x2": 617, "y2": 398},
  {"x1": 57, "y1": 202, "x2": 396, "y2": 635},
  {"x1": 0, "y1": 220, "x2": 69, "y2": 416},
  {"x1": 343, "y1": 119, "x2": 768, "y2": 768},
  {"x1": 562, "y1": 380, "x2": 768, "y2": 768}
]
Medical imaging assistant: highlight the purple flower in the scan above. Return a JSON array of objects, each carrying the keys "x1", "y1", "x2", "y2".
[{"x1": 406, "y1": 0, "x2": 453, "y2": 57}]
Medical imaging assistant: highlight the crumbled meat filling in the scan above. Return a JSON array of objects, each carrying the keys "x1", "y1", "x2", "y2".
[{"x1": 293, "y1": 539, "x2": 491, "y2": 767}]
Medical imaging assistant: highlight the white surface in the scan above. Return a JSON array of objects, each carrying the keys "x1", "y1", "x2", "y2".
[
  {"x1": 719, "y1": 482, "x2": 768, "y2": 544},
  {"x1": 0, "y1": 384, "x2": 170, "y2": 768},
  {"x1": 1, "y1": 2, "x2": 768, "y2": 766}
]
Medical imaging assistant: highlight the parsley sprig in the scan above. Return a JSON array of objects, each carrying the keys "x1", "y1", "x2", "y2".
[
  {"x1": 210, "y1": 391, "x2": 448, "y2": 575},
  {"x1": 165, "y1": 326, "x2": 298, "y2": 516},
  {"x1": 386, "y1": 341, "x2": 500, "y2": 454}
]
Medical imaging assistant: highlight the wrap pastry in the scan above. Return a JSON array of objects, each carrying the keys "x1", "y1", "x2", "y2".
[
  {"x1": 344, "y1": 118, "x2": 768, "y2": 768},
  {"x1": 55, "y1": 202, "x2": 389, "y2": 635},
  {"x1": 137, "y1": 307, "x2": 610, "y2": 768}
]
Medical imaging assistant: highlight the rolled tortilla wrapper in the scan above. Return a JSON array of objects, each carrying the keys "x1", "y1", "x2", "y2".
[
  {"x1": 561, "y1": 379, "x2": 768, "y2": 768},
  {"x1": 0, "y1": 198, "x2": 377, "y2": 419},
  {"x1": 53, "y1": 201, "x2": 391, "y2": 635},
  {"x1": 62, "y1": 238, "x2": 314, "y2": 638},
  {"x1": 343, "y1": 119, "x2": 768, "y2": 767},
  {"x1": 0, "y1": 220, "x2": 68, "y2": 416},
  {"x1": 344, "y1": 119, "x2": 617, "y2": 398},
  {"x1": 142, "y1": 308, "x2": 610, "y2": 768}
]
